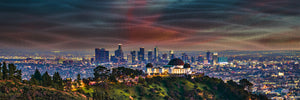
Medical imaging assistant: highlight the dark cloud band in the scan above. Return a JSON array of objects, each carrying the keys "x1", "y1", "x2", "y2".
[{"x1": 0, "y1": 0, "x2": 299, "y2": 50}]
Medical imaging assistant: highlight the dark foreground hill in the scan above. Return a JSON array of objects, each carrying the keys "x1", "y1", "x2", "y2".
[
  {"x1": 0, "y1": 76, "x2": 268, "y2": 100},
  {"x1": 0, "y1": 80, "x2": 86, "y2": 100},
  {"x1": 86, "y1": 76, "x2": 268, "y2": 100}
]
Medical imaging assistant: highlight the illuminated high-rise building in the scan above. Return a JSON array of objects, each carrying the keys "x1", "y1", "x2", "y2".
[
  {"x1": 95, "y1": 48, "x2": 109, "y2": 63},
  {"x1": 212, "y1": 52, "x2": 218, "y2": 65},
  {"x1": 138, "y1": 47, "x2": 145, "y2": 61},
  {"x1": 169, "y1": 50, "x2": 175, "y2": 60},
  {"x1": 191, "y1": 56, "x2": 195, "y2": 63},
  {"x1": 206, "y1": 51, "x2": 211, "y2": 63},
  {"x1": 127, "y1": 54, "x2": 132, "y2": 63},
  {"x1": 182, "y1": 53, "x2": 188, "y2": 63},
  {"x1": 95, "y1": 48, "x2": 100, "y2": 62},
  {"x1": 130, "y1": 51, "x2": 136, "y2": 63},
  {"x1": 91, "y1": 58, "x2": 94, "y2": 63},
  {"x1": 148, "y1": 50, "x2": 153, "y2": 62},
  {"x1": 197, "y1": 55, "x2": 204, "y2": 63},
  {"x1": 162, "y1": 53, "x2": 168, "y2": 60},
  {"x1": 154, "y1": 47, "x2": 158, "y2": 62},
  {"x1": 114, "y1": 44, "x2": 124, "y2": 62},
  {"x1": 110, "y1": 55, "x2": 118, "y2": 63}
]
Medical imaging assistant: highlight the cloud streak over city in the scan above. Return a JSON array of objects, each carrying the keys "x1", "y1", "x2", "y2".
[{"x1": 0, "y1": 0, "x2": 300, "y2": 51}]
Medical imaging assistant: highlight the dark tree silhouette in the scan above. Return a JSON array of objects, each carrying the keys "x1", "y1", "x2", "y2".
[
  {"x1": 239, "y1": 78, "x2": 253, "y2": 91},
  {"x1": 94, "y1": 66, "x2": 109, "y2": 82},
  {"x1": 77, "y1": 74, "x2": 81, "y2": 87},
  {"x1": 53, "y1": 72, "x2": 63, "y2": 90},
  {"x1": 2, "y1": 62, "x2": 8, "y2": 80},
  {"x1": 30, "y1": 69, "x2": 42, "y2": 85},
  {"x1": 0, "y1": 63, "x2": 2, "y2": 80},
  {"x1": 8, "y1": 63, "x2": 16, "y2": 80},
  {"x1": 16, "y1": 69, "x2": 22, "y2": 81},
  {"x1": 42, "y1": 71, "x2": 52, "y2": 87},
  {"x1": 0, "y1": 63, "x2": 21, "y2": 81}
]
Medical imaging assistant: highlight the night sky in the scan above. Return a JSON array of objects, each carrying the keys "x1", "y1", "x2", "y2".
[{"x1": 0, "y1": 0, "x2": 300, "y2": 51}]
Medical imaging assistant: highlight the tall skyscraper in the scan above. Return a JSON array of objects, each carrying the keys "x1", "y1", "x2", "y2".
[
  {"x1": 169, "y1": 50, "x2": 175, "y2": 60},
  {"x1": 95, "y1": 48, "x2": 100, "y2": 62},
  {"x1": 191, "y1": 56, "x2": 195, "y2": 63},
  {"x1": 127, "y1": 54, "x2": 132, "y2": 63},
  {"x1": 197, "y1": 55, "x2": 204, "y2": 63},
  {"x1": 130, "y1": 51, "x2": 136, "y2": 63},
  {"x1": 148, "y1": 50, "x2": 153, "y2": 62},
  {"x1": 162, "y1": 53, "x2": 168, "y2": 60},
  {"x1": 206, "y1": 51, "x2": 211, "y2": 63},
  {"x1": 212, "y1": 52, "x2": 218, "y2": 65},
  {"x1": 95, "y1": 48, "x2": 109, "y2": 63},
  {"x1": 110, "y1": 55, "x2": 118, "y2": 63},
  {"x1": 114, "y1": 44, "x2": 124, "y2": 62},
  {"x1": 154, "y1": 47, "x2": 158, "y2": 62},
  {"x1": 91, "y1": 58, "x2": 94, "y2": 63},
  {"x1": 138, "y1": 48, "x2": 145, "y2": 61},
  {"x1": 182, "y1": 53, "x2": 188, "y2": 62}
]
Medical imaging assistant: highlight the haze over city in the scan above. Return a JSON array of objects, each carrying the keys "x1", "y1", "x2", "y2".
[{"x1": 0, "y1": 0, "x2": 300, "y2": 51}]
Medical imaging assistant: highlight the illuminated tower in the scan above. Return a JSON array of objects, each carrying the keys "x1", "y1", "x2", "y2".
[
  {"x1": 95, "y1": 48, "x2": 109, "y2": 63},
  {"x1": 154, "y1": 47, "x2": 159, "y2": 62},
  {"x1": 169, "y1": 50, "x2": 175, "y2": 60},
  {"x1": 212, "y1": 52, "x2": 218, "y2": 65},
  {"x1": 182, "y1": 53, "x2": 188, "y2": 63},
  {"x1": 130, "y1": 50, "x2": 136, "y2": 63},
  {"x1": 162, "y1": 53, "x2": 168, "y2": 60},
  {"x1": 114, "y1": 44, "x2": 124, "y2": 62},
  {"x1": 197, "y1": 55, "x2": 204, "y2": 63},
  {"x1": 95, "y1": 48, "x2": 100, "y2": 63},
  {"x1": 127, "y1": 54, "x2": 132, "y2": 63},
  {"x1": 148, "y1": 50, "x2": 153, "y2": 62},
  {"x1": 206, "y1": 51, "x2": 211, "y2": 63},
  {"x1": 138, "y1": 47, "x2": 145, "y2": 61}
]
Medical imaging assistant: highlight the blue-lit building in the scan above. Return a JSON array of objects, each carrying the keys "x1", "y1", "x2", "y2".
[
  {"x1": 148, "y1": 50, "x2": 153, "y2": 62},
  {"x1": 169, "y1": 50, "x2": 175, "y2": 60},
  {"x1": 130, "y1": 51, "x2": 136, "y2": 63},
  {"x1": 218, "y1": 57, "x2": 228, "y2": 63},
  {"x1": 138, "y1": 48, "x2": 145, "y2": 61},
  {"x1": 206, "y1": 51, "x2": 211, "y2": 63},
  {"x1": 114, "y1": 44, "x2": 124, "y2": 62},
  {"x1": 95, "y1": 48, "x2": 109, "y2": 63},
  {"x1": 154, "y1": 47, "x2": 158, "y2": 62}
]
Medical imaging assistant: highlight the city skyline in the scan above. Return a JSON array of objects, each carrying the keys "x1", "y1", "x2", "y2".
[
  {"x1": 1, "y1": 1, "x2": 300, "y2": 99},
  {"x1": 0, "y1": 0, "x2": 300, "y2": 51}
]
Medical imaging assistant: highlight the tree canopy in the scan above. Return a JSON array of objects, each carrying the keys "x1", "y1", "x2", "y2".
[
  {"x1": 52, "y1": 72, "x2": 63, "y2": 90},
  {"x1": 0, "y1": 62, "x2": 21, "y2": 81},
  {"x1": 94, "y1": 66, "x2": 109, "y2": 82},
  {"x1": 42, "y1": 71, "x2": 52, "y2": 87},
  {"x1": 2, "y1": 62, "x2": 8, "y2": 80}
]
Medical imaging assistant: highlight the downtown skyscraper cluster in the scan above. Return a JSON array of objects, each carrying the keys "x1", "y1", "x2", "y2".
[
  {"x1": 95, "y1": 44, "x2": 161, "y2": 64},
  {"x1": 95, "y1": 44, "x2": 227, "y2": 65}
]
